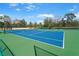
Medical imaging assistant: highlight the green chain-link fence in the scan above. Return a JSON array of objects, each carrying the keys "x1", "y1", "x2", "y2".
[{"x1": 0, "y1": 39, "x2": 14, "y2": 56}]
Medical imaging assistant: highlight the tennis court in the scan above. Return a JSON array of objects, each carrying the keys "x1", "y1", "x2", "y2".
[{"x1": 8, "y1": 29, "x2": 64, "y2": 48}]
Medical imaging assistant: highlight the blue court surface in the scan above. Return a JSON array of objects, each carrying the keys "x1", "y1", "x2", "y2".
[{"x1": 8, "y1": 29, "x2": 64, "y2": 48}]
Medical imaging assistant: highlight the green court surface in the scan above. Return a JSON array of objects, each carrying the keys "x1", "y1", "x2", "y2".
[
  {"x1": 0, "y1": 29, "x2": 79, "y2": 56},
  {"x1": 0, "y1": 52, "x2": 2, "y2": 56}
]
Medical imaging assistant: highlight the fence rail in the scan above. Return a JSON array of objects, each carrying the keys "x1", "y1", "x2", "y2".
[
  {"x1": 0, "y1": 39, "x2": 14, "y2": 56},
  {"x1": 34, "y1": 45, "x2": 57, "y2": 56}
]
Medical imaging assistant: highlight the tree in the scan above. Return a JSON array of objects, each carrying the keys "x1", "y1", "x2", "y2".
[
  {"x1": 20, "y1": 19, "x2": 27, "y2": 27},
  {"x1": 43, "y1": 17, "x2": 53, "y2": 28},
  {"x1": 38, "y1": 22, "x2": 43, "y2": 28},
  {"x1": 59, "y1": 18, "x2": 66, "y2": 27},
  {"x1": 28, "y1": 22, "x2": 33, "y2": 27},
  {"x1": 64, "y1": 13, "x2": 76, "y2": 22},
  {"x1": 71, "y1": 20, "x2": 79, "y2": 27},
  {"x1": 0, "y1": 15, "x2": 12, "y2": 33},
  {"x1": 13, "y1": 19, "x2": 27, "y2": 27},
  {"x1": 0, "y1": 16, "x2": 4, "y2": 28},
  {"x1": 43, "y1": 17, "x2": 49, "y2": 27},
  {"x1": 13, "y1": 19, "x2": 21, "y2": 27},
  {"x1": 64, "y1": 13, "x2": 76, "y2": 27},
  {"x1": 0, "y1": 22, "x2": 4, "y2": 28},
  {"x1": 33, "y1": 22, "x2": 38, "y2": 28},
  {"x1": 3, "y1": 15, "x2": 12, "y2": 30},
  {"x1": 48, "y1": 19, "x2": 54, "y2": 29}
]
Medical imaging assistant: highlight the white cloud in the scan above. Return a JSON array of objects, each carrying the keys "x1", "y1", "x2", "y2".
[
  {"x1": 26, "y1": 5, "x2": 35, "y2": 11},
  {"x1": 69, "y1": 5, "x2": 77, "y2": 12},
  {"x1": 9, "y1": 4, "x2": 21, "y2": 11},
  {"x1": 0, "y1": 14, "x2": 4, "y2": 22},
  {"x1": 16, "y1": 8, "x2": 21, "y2": 11},
  {"x1": 69, "y1": 9, "x2": 74, "y2": 12},
  {"x1": 9, "y1": 3, "x2": 18, "y2": 7},
  {"x1": 75, "y1": 12, "x2": 79, "y2": 19},
  {"x1": 0, "y1": 14, "x2": 4, "y2": 16},
  {"x1": 25, "y1": 4, "x2": 38, "y2": 11},
  {"x1": 37, "y1": 20, "x2": 43, "y2": 24},
  {"x1": 20, "y1": 3, "x2": 25, "y2": 5},
  {"x1": 37, "y1": 14, "x2": 55, "y2": 18},
  {"x1": 36, "y1": 14, "x2": 55, "y2": 23},
  {"x1": 23, "y1": 14, "x2": 55, "y2": 24}
]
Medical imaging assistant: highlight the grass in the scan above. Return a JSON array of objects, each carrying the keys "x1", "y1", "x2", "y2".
[{"x1": 0, "y1": 29, "x2": 79, "y2": 56}]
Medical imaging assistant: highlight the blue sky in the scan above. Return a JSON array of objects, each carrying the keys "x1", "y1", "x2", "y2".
[{"x1": 0, "y1": 3, "x2": 79, "y2": 23}]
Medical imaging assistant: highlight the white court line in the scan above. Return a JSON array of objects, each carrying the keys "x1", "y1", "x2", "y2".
[
  {"x1": 10, "y1": 33, "x2": 64, "y2": 49},
  {"x1": 28, "y1": 34, "x2": 62, "y2": 42},
  {"x1": 10, "y1": 30, "x2": 64, "y2": 49},
  {"x1": 21, "y1": 30, "x2": 46, "y2": 35},
  {"x1": 11, "y1": 30, "x2": 63, "y2": 42},
  {"x1": 19, "y1": 30, "x2": 63, "y2": 41},
  {"x1": 63, "y1": 31, "x2": 65, "y2": 49}
]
